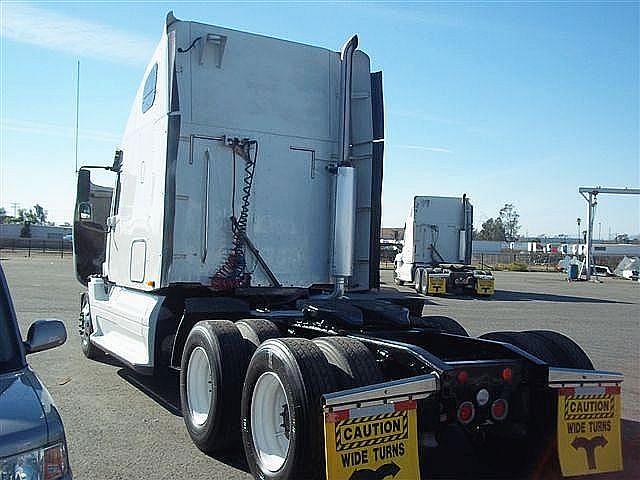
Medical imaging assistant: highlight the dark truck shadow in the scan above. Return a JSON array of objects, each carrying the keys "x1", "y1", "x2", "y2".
[
  {"x1": 117, "y1": 368, "x2": 181, "y2": 416},
  {"x1": 432, "y1": 290, "x2": 629, "y2": 304},
  {"x1": 520, "y1": 419, "x2": 639, "y2": 480},
  {"x1": 490, "y1": 290, "x2": 630, "y2": 304},
  {"x1": 116, "y1": 367, "x2": 250, "y2": 472}
]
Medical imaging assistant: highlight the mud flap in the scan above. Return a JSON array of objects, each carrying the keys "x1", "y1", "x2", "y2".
[
  {"x1": 427, "y1": 275, "x2": 447, "y2": 294},
  {"x1": 475, "y1": 278, "x2": 494, "y2": 295},
  {"x1": 556, "y1": 386, "x2": 623, "y2": 476},
  {"x1": 548, "y1": 368, "x2": 624, "y2": 477},
  {"x1": 322, "y1": 374, "x2": 437, "y2": 480}
]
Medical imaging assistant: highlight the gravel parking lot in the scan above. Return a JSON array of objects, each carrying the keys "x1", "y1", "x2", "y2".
[{"x1": 2, "y1": 254, "x2": 638, "y2": 479}]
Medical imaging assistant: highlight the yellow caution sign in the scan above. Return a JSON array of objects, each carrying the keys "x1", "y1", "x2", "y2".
[
  {"x1": 475, "y1": 278, "x2": 494, "y2": 295},
  {"x1": 557, "y1": 386, "x2": 623, "y2": 477},
  {"x1": 324, "y1": 400, "x2": 420, "y2": 480},
  {"x1": 427, "y1": 276, "x2": 446, "y2": 294}
]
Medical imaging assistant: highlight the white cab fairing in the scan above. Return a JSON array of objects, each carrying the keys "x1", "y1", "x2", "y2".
[{"x1": 87, "y1": 278, "x2": 165, "y2": 369}]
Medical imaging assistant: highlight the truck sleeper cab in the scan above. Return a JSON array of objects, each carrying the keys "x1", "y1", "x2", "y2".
[
  {"x1": 394, "y1": 195, "x2": 495, "y2": 296},
  {"x1": 73, "y1": 13, "x2": 623, "y2": 480}
]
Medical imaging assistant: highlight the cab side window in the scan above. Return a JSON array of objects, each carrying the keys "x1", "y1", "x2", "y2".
[{"x1": 142, "y1": 63, "x2": 158, "y2": 113}]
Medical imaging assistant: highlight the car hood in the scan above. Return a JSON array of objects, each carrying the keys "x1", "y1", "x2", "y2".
[{"x1": 0, "y1": 369, "x2": 51, "y2": 458}]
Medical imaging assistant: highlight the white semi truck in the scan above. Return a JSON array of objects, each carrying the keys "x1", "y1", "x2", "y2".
[
  {"x1": 73, "y1": 13, "x2": 623, "y2": 480},
  {"x1": 394, "y1": 195, "x2": 495, "y2": 296}
]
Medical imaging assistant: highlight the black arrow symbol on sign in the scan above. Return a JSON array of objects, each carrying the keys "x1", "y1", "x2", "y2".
[
  {"x1": 349, "y1": 461, "x2": 401, "y2": 480},
  {"x1": 571, "y1": 435, "x2": 608, "y2": 470}
]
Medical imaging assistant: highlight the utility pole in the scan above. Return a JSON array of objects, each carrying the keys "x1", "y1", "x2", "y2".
[
  {"x1": 10, "y1": 202, "x2": 19, "y2": 217},
  {"x1": 74, "y1": 60, "x2": 80, "y2": 173},
  {"x1": 579, "y1": 187, "x2": 640, "y2": 280}
]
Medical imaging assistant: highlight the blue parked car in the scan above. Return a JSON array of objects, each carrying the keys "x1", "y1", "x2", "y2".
[{"x1": 0, "y1": 264, "x2": 72, "y2": 479}]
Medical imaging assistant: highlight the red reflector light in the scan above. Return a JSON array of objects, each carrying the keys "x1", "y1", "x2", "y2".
[
  {"x1": 457, "y1": 401, "x2": 475, "y2": 424},
  {"x1": 457, "y1": 370, "x2": 469, "y2": 384},
  {"x1": 501, "y1": 367, "x2": 513, "y2": 382},
  {"x1": 491, "y1": 399, "x2": 508, "y2": 421}
]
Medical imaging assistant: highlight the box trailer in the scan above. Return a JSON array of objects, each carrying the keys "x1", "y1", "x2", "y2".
[
  {"x1": 73, "y1": 12, "x2": 623, "y2": 480},
  {"x1": 394, "y1": 195, "x2": 495, "y2": 296}
]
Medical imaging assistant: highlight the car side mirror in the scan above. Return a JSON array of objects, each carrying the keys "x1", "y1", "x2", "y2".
[{"x1": 24, "y1": 319, "x2": 67, "y2": 355}]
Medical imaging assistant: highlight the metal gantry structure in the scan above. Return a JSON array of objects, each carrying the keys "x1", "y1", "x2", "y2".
[{"x1": 578, "y1": 187, "x2": 640, "y2": 280}]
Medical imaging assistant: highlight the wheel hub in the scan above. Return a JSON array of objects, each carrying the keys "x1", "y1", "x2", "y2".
[
  {"x1": 186, "y1": 346, "x2": 214, "y2": 427},
  {"x1": 251, "y1": 371, "x2": 291, "y2": 472}
]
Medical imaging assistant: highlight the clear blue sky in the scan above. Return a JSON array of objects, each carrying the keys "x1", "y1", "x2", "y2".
[{"x1": 1, "y1": 1, "x2": 638, "y2": 238}]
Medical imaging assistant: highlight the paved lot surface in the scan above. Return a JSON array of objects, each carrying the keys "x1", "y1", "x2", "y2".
[
  {"x1": 1, "y1": 254, "x2": 638, "y2": 479},
  {"x1": 380, "y1": 269, "x2": 640, "y2": 421}
]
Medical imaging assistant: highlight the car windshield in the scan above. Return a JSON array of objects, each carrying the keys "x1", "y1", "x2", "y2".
[{"x1": 0, "y1": 275, "x2": 23, "y2": 374}]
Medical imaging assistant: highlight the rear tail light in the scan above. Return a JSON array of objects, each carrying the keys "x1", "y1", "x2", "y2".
[
  {"x1": 43, "y1": 444, "x2": 67, "y2": 480},
  {"x1": 457, "y1": 401, "x2": 475, "y2": 424},
  {"x1": 501, "y1": 367, "x2": 513, "y2": 382},
  {"x1": 491, "y1": 398, "x2": 508, "y2": 421}
]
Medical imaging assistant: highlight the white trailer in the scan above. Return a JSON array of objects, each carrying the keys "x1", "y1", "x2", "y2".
[
  {"x1": 394, "y1": 195, "x2": 494, "y2": 295},
  {"x1": 73, "y1": 13, "x2": 622, "y2": 480}
]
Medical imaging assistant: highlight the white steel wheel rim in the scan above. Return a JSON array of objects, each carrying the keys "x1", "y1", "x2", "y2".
[
  {"x1": 251, "y1": 371, "x2": 291, "y2": 472},
  {"x1": 81, "y1": 303, "x2": 91, "y2": 345},
  {"x1": 187, "y1": 346, "x2": 213, "y2": 427}
]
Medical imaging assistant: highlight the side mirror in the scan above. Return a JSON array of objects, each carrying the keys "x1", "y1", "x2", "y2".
[
  {"x1": 77, "y1": 169, "x2": 91, "y2": 203},
  {"x1": 24, "y1": 320, "x2": 67, "y2": 355}
]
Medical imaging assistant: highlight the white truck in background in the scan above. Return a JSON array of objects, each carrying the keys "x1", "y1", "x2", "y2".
[
  {"x1": 72, "y1": 12, "x2": 623, "y2": 480},
  {"x1": 394, "y1": 195, "x2": 495, "y2": 296}
]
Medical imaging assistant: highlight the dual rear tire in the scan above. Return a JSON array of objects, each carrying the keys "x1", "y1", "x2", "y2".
[
  {"x1": 241, "y1": 336, "x2": 382, "y2": 480},
  {"x1": 179, "y1": 320, "x2": 249, "y2": 453},
  {"x1": 179, "y1": 321, "x2": 381, "y2": 480},
  {"x1": 479, "y1": 329, "x2": 593, "y2": 369}
]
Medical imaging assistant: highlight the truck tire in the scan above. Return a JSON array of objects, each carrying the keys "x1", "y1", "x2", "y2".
[
  {"x1": 313, "y1": 337, "x2": 383, "y2": 390},
  {"x1": 414, "y1": 268, "x2": 424, "y2": 293},
  {"x1": 420, "y1": 270, "x2": 429, "y2": 295},
  {"x1": 180, "y1": 320, "x2": 249, "y2": 453},
  {"x1": 414, "y1": 315, "x2": 469, "y2": 336},
  {"x1": 236, "y1": 319, "x2": 281, "y2": 352},
  {"x1": 480, "y1": 331, "x2": 561, "y2": 365},
  {"x1": 79, "y1": 293, "x2": 102, "y2": 360},
  {"x1": 241, "y1": 338, "x2": 339, "y2": 480},
  {"x1": 525, "y1": 330, "x2": 594, "y2": 370}
]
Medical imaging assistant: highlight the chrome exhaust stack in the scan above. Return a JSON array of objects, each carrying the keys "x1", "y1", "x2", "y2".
[{"x1": 331, "y1": 35, "x2": 358, "y2": 298}]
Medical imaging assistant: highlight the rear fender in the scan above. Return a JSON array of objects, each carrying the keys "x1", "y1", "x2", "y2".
[{"x1": 169, "y1": 296, "x2": 250, "y2": 368}]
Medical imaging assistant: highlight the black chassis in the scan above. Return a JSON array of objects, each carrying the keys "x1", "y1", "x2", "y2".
[{"x1": 162, "y1": 287, "x2": 553, "y2": 443}]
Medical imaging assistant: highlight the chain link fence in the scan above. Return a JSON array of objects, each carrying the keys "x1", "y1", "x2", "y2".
[{"x1": 0, "y1": 238, "x2": 72, "y2": 258}]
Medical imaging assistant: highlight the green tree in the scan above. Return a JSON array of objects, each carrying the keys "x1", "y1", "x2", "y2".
[
  {"x1": 476, "y1": 217, "x2": 506, "y2": 241},
  {"x1": 499, "y1": 203, "x2": 520, "y2": 241},
  {"x1": 33, "y1": 204, "x2": 48, "y2": 225}
]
